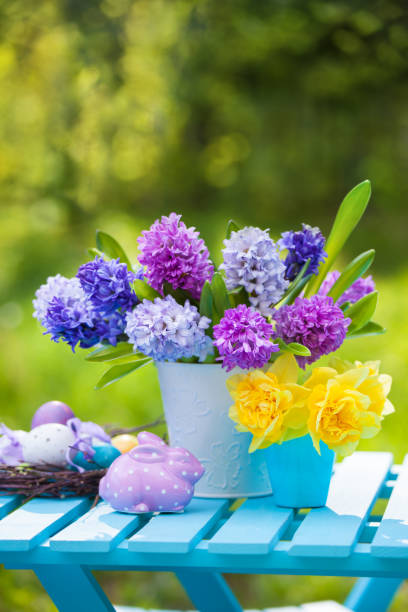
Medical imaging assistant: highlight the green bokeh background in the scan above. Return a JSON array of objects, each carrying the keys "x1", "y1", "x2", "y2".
[{"x1": 1, "y1": 0, "x2": 408, "y2": 609}]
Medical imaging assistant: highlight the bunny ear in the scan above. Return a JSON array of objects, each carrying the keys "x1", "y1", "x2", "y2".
[
  {"x1": 168, "y1": 446, "x2": 190, "y2": 460},
  {"x1": 129, "y1": 444, "x2": 166, "y2": 463},
  {"x1": 137, "y1": 431, "x2": 167, "y2": 448}
]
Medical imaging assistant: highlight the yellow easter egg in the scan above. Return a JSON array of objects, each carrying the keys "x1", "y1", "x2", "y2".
[{"x1": 111, "y1": 434, "x2": 139, "y2": 454}]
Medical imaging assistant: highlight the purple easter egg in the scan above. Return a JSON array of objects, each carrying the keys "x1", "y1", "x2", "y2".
[
  {"x1": 99, "y1": 431, "x2": 204, "y2": 514},
  {"x1": 31, "y1": 401, "x2": 75, "y2": 430}
]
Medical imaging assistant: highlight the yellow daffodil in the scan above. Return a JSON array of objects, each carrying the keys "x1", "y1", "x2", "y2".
[
  {"x1": 227, "y1": 353, "x2": 310, "y2": 453},
  {"x1": 330, "y1": 357, "x2": 394, "y2": 417},
  {"x1": 305, "y1": 359, "x2": 394, "y2": 457}
]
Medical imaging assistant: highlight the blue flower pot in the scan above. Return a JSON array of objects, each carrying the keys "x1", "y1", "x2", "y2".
[{"x1": 264, "y1": 435, "x2": 335, "y2": 508}]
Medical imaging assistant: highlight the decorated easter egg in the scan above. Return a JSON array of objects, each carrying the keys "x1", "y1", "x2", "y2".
[
  {"x1": 31, "y1": 401, "x2": 75, "y2": 430},
  {"x1": 111, "y1": 434, "x2": 138, "y2": 454},
  {"x1": 71, "y1": 444, "x2": 121, "y2": 471},
  {"x1": 21, "y1": 423, "x2": 75, "y2": 467}
]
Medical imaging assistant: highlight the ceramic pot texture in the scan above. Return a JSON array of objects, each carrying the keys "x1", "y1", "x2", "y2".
[
  {"x1": 156, "y1": 362, "x2": 272, "y2": 499},
  {"x1": 265, "y1": 434, "x2": 335, "y2": 508}
]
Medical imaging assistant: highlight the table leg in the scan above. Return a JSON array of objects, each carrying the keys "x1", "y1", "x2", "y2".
[
  {"x1": 345, "y1": 577, "x2": 402, "y2": 612},
  {"x1": 33, "y1": 565, "x2": 115, "y2": 612},
  {"x1": 176, "y1": 570, "x2": 242, "y2": 612}
]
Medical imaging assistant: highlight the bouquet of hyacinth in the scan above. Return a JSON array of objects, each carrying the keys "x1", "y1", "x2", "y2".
[{"x1": 33, "y1": 180, "x2": 393, "y2": 456}]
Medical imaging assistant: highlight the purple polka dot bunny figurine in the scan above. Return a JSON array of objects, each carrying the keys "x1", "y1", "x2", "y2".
[{"x1": 99, "y1": 431, "x2": 205, "y2": 513}]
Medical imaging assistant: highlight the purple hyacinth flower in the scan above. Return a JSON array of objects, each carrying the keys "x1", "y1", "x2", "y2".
[
  {"x1": 42, "y1": 281, "x2": 97, "y2": 349},
  {"x1": 279, "y1": 224, "x2": 327, "y2": 281},
  {"x1": 77, "y1": 257, "x2": 140, "y2": 314},
  {"x1": 84, "y1": 311, "x2": 128, "y2": 347},
  {"x1": 125, "y1": 295, "x2": 213, "y2": 362},
  {"x1": 274, "y1": 295, "x2": 351, "y2": 368},
  {"x1": 33, "y1": 275, "x2": 84, "y2": 324},
  {"x1": 138, "y1": 213, "x2": 214, "y2": 300},
  {"x1": 34, "y1": 275, "x2": 128, "y2": 351},
  {"x1": 213, "y1": 304, "x2": 279, "y2": 372},
  {"x1": 221, "y1": 226, "x2": 288, "y2": 316},
  {"x1": 319, "y1": 270, "x2": 376, "y2": 305}
]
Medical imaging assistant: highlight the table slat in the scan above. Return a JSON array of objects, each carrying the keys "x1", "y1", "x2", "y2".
[
  {"x1": 289, "y1": 452, "x2": 393, "y2": 558},
  {"x1": 265, "y1": 608, "x2": 300, "y2": 612},
  {"x1": 0, "y1": 495, "x2": 22, "y2": 519},
  {"x1": 371, "y1": 454, "x2": 408, "y2": 557},
  {"x1": 208, "y1": 496, "x2": 294, "y2": 554},
  {"x1": 114, "y1": 609, "x2": 195, "y2": 612},
  {"x1": 115, "y1": 608, "x2": 302, "y2": 612},
  {"x1": 50, "y1": 501, "x2": 144, "y2": 552},
  {"x1": 0, "y1": 497, "x2": 90, "y2": 551},
  {"x1": 128, "y1": 498, "x2": 229, "y2": 553},
  {"x1": 301, "y1": 603, "x2": 350, "y2": 611}
]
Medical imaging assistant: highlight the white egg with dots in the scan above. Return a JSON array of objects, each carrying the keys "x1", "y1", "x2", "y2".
[{"x1": 21, "y1": 423, "x2": 75, "y2": 467}]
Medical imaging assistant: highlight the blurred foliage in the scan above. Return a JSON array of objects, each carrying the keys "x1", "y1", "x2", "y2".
[
  {"x1": 1, "y1": 0, "x2": 408, "y2": 610},
  {"x1": 2, "y1": 0, "x2": 408, "y2": 303}
]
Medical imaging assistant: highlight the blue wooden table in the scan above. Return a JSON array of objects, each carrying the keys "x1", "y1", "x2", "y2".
[{"x1": 0, "y1": 451, "x2": 407, "y2": 612}]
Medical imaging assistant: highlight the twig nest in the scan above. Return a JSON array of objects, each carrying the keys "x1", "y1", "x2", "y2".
[
  {"x1": 31, "y1": 401, "x2": 75, "y2": 429},
  {"x1": 99, "y1": 431, "x2": 204, "y2": 514},
  {"x1": 21, "y1": 423, "x2": 75, "y2": 467},
  {"x1": 0, "y1": 464, "x2": 105, "y2": 499}
]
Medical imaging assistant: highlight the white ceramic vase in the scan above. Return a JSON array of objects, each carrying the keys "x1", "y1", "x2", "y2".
[{"x1": 155, "y1": 362, "x2": 272, "y2": 498}]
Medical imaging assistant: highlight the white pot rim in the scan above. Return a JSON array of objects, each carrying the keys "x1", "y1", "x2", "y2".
[{"x1": 155, "y1": 361, "x2": 223, "y2": 369}]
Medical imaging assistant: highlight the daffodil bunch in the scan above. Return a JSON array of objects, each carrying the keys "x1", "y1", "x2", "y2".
[{"x1": 227, "y1": 353, "x2": 394, "y2": 456}]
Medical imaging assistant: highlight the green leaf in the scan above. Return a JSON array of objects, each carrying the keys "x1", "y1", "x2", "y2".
[
  {"x1": 287, "y1": 342, "x2": 311, "y2": 356},
  {"x1": 179, "y1": 356, "x2": 199, "y2": 363},
  {"x1": 88, "y1": 247, "x2": 105, "y2": 259},
  {"x1": 293, "y1": 258, "x2": 311, "y2": 282},
  {"x1": 347, "y1": 320, "x2": 386, "y2": 338},
  {"x1": 199, "y1": 280, "x2": 213, "y2": 319},
  {"x1": 346, "y1": 291, "x2": 378, "y2": 334},
  {"x1": 305, "y1": 180, "x2": 371, "y2": 296},
  {"x1": 95, "y1": 230, "x2": 132, "y2": 268},
  {"x1": 133, "y1": 279, "x2": 161, "y2": 302},
  {"x1": 226, "y1": 219, "x2": 240, "y2": 239},
  {"x1": 97, "y1": 353, "x2": 150, "y2": 367},
  {"x1": 163, "y1": 282, "x2": 197, "y2": 306},
  {"x1": 86, "y1": 343, "x2": 146, "y2": 366},
  {"x1": 228, "y1": 286, "x2": 249, "y2": 307},
  {"x1": 86, "y1": 342, "x2": 134, "y2": 362},
  {"x1": 95, "y1": 358, "x2": 152, "y2": 390},
  {"x1": 327, "y1": 249, "x2": 375, "y2": 303},
  {"x1": 277, "y1": 274, "x2": 313, "y2": 307},
  {"x1": 211, "y1": 272, "x2": 231, "y2": 323},
  {"x1": 340, "y1": 301, "x2": 351, "y2": 312},
  {"x1": 294, "y1": 258, "x2": 311, "y2": 284},
  {"x1": 276, "y1": 338, "x2": 311, "y2": 357},
  {"x1": 275, "y1": 259, "x2": 311, "y2": 307}
]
